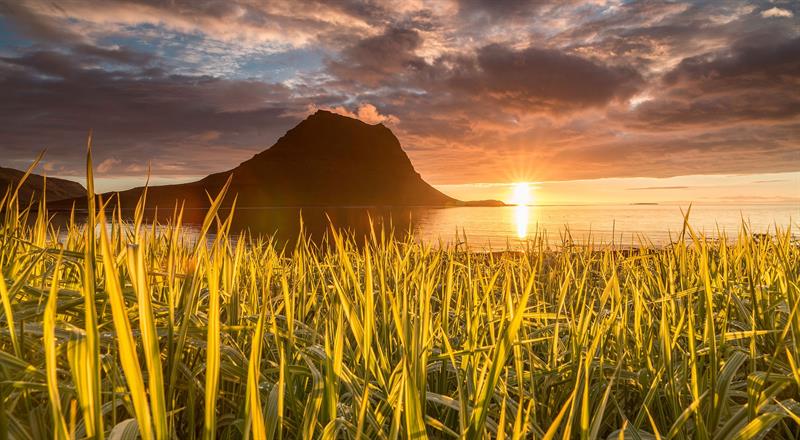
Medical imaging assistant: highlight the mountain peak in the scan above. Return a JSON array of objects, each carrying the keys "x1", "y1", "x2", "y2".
[
  {"x1": 309, "y1": 109, "x2": 341, "y2": 118},
  {"x1": 305, "y1": 109, "x2": 387, "y2": 129},
  {"x1": 81, "y1": 108, "x2": 458, "y2": 209},
  {"x1": 308, "y1": 109, "x2": 378, "y2": 123},
  {"x1": 251, "y1": 108, "x2": 407, "y2": 168}
]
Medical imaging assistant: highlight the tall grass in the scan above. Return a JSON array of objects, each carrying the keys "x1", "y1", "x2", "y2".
[{"x1": 0, "y1": 154, "x2": 798, "y2": 439}]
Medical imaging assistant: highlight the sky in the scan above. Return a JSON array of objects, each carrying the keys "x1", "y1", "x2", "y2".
[{"x1": 0, "y1": 0, "x2": 798, "y2": 204}]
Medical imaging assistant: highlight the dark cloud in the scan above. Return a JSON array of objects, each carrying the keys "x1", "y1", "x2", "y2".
[
  {"x1": 449, "y1": 44, "x2": 643, "y2": 112},
  {"x1": 626, "y1": 37, "x2": 800, "y2": 129},
  {"x1": 326, "y1": 34, "x2": 644, "y2": 114},
  {"x1": 457, "y1": 0, "x2": 551, "y2": 17},
  {"x1": 0, "y1": 1, "x2": 87, "y2": 44},
  {"x1": 72, "y1": 44, "x2": 153, "y2": 66},
  {"x1": 326, "y1": 27, "x2": 425, "y2": 87},
  {"x1": 663, "y1": 36, "x2": 800, "y2": 90},
  {"x1": 0, "y1": 48, "x2": 304, "y2": 175}
]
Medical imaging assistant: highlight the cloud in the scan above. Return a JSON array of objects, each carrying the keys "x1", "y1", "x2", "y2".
[
  {"x1": 448, "y1": 44, "x2": 643, "y2": 113},
  {"x1": 761, "y1": 7, "x2": 793, "y2": 18},
  {"x1": 72, "y1": 43, "x2": 153, "y2": 66},
  {"x1": 0, "y1": 1, "x2": 88, "y2": 44},
  {"x1": 187, "y1": 131, "x2": 223, "y2": 142},
  {"x1": 0, "y1": 47, "x2": 305, "y2": 176},
  {"x1": 0, "y1": 0, "x2": 798, "y2": 187},
  {"x1": 354, "y1": 104, "x2": 400, "y2": 125},
  {"x1": 326, "y1": 27, "x2": 426, "y2": 87},
  {"x1": 456, "y1": 0, "x2": 553, "y2": 18},
  {"x1": 317, "y1": 104, "x2": 399, "y2": 125},
  {"x1": 96, "y1": 158, "x2": 122, "y2": 174},
  {"x1": 326, "y1": 31, "x2": 644, "y2": 115},
  {"x1": 627, "y1": 186, "x2": 689, "y2": 190},
  {"x1": 623, "y1": 36, "x2": 800, "y2": 129},
  {"x1": 6, "y1": 0, "x2": 384, "y2": 48}
]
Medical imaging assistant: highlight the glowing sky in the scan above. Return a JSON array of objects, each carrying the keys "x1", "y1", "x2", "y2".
[{"x1": 0, "y1": 0, "x2": 798, "y2": 203}]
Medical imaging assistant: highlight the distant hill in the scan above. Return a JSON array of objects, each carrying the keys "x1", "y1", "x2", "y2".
[
  {"x1": 0, "y1": 166, "x2": 85, "y2": 205},
  {"x1": 57, "y1": 110, "x2": 504, "y2": 210}
]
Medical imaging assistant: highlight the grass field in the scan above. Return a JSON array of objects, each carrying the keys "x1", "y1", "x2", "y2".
[{"x1": 0, "y1": 153, "x2": 798, "y2": 439}]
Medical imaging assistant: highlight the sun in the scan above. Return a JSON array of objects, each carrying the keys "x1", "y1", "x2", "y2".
[{"x1": 510, "y1": 182, "x2": 534, "y2": 206}]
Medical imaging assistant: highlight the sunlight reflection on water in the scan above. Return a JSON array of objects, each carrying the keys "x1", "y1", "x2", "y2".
[
  {"x1": 514, "y1": 205, "x2": 530, "y2": 239},
  {"x1": 62, "y1": 203, "x2": 799, "y2": 250}
]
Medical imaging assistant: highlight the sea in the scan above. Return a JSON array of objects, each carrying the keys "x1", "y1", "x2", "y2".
[{"x1": 166, "y1": 203, "x2": 799, "y2": 250}]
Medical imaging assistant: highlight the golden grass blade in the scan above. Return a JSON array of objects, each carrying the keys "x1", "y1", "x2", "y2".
[
  {"x1": 203, "y1": 252, "x2": 222, "y2": 440},
  {"x1": 98, "y1": 205, "x2": 154, "y2": 440},
  {"x1": 167, "y1": 175, "x2": 232, "y2": 401},
  {"x1": 127, "y1": 243, "x2": 168, "y2": 439},
  {"x1": 0, "y1": 273, "x2": 20, "y2": 358},
  {"x1": 44, "y1": 254, "x2": 69, "y2": 440},
  {"x1": 542, "y1": 390, "x2": 575, "y2": 440},
  {"x1": 81, "y1": 132, "x2": 105, "y2": 439},
  {"x1": 466, "y1": 270, "x2": 535, "y2": 437},
  {"x1": 243, "y1": 302, "x2": 267, "y2": 440},
  {"x1": 731, "y1": 411, "x2": 789, "y2": 440}
]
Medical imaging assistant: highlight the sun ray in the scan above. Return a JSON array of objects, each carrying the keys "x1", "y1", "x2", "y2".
[{"x1": 510, "y1": 182, "x2": 534, "y2": 206}]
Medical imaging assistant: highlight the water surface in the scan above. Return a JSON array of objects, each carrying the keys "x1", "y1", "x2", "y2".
[{"x1": 174, "y1": 203, "x2": 798, "y2": 249}]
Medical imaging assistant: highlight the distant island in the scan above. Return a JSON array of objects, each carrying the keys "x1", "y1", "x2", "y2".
[
  {"x1": 45, "y1": 111, "x2": 504, "y2": 211},
  {"x1": 460, "y1": 199, "x2": 507, "y2": 207}
]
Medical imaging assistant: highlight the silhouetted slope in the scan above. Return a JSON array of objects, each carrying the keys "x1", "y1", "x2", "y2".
[
  {"x1": 0, "y1": 167, "x2": 85, "y2": 204},
  {"x1": 81, "y1": 110, "x2": 461, "y2": 209}
]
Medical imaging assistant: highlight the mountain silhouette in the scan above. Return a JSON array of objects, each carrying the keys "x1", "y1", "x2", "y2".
[
  {"x1": 1, "y1": 166, "x2": 85, "y2": 205},
  {"x1": 61, "y1": 110, "x2": 502, "y2": 210}
]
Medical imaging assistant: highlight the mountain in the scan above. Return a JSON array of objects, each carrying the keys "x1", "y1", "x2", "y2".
[
  {"x1": 61, "y1": 110, "x2": 503, "y2": 210},
  {"x1": 0, "y1": 166, "x2": 86, "y2": 205}
]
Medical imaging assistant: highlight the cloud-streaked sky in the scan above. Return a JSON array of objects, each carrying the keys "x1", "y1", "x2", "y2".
[{"x1": 0, "y1": 0, "x2": 798, "y2": 202}]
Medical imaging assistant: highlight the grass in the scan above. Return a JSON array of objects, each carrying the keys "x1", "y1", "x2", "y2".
[{"x1": 0, "y1": 150, "x2": 798, "y2": 439}]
